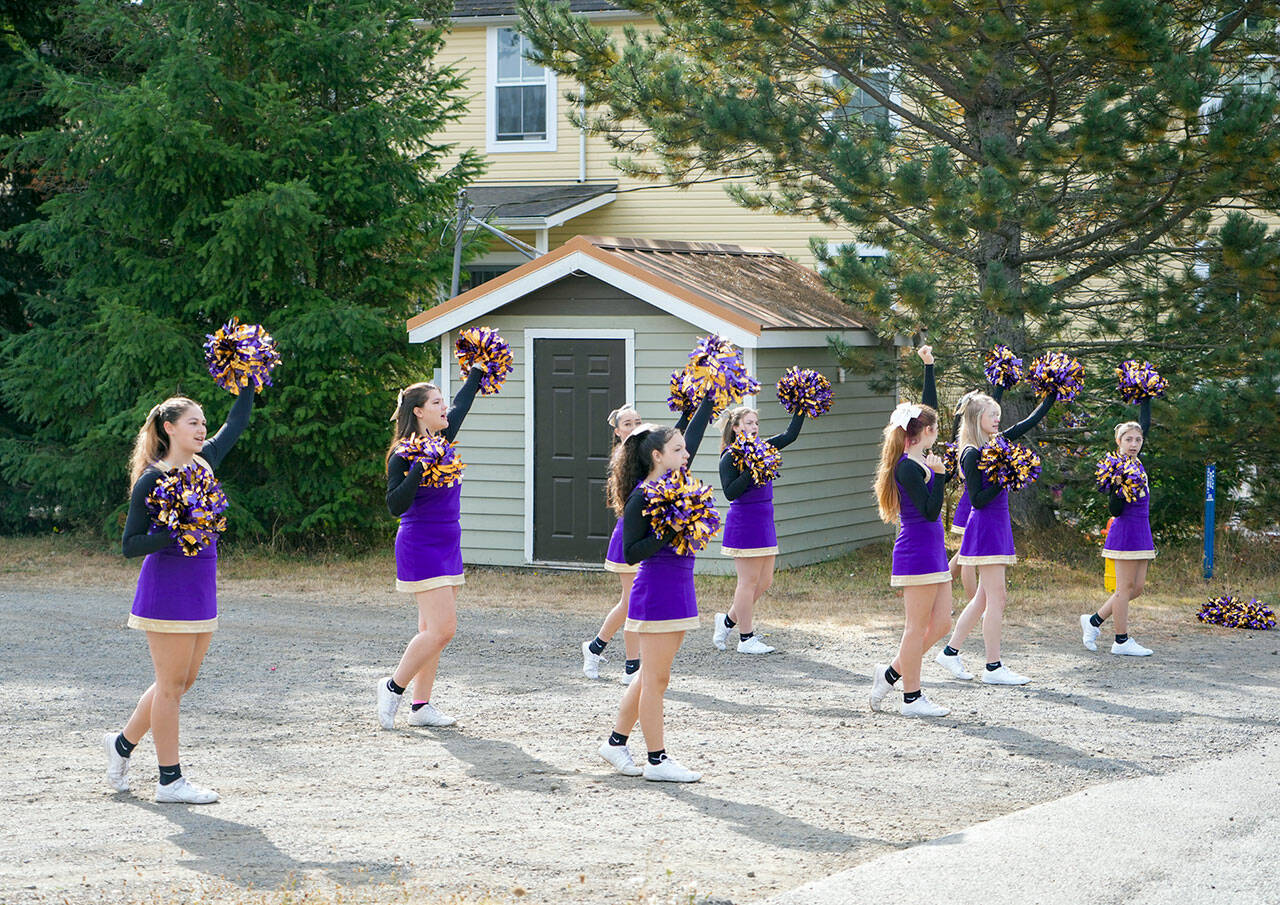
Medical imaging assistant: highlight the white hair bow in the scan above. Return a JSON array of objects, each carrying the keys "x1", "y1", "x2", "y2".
[{"x1": 889, "y1": 403, "x2": 922, "y2": 431}]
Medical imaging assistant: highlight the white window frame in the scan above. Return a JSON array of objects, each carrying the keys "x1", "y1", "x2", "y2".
[{"x1": 486, "y1": 26, "x2": 558, "y2": 153}]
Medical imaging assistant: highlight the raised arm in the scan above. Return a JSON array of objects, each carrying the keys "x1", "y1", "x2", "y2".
[
  {"x1": 682, "y1": 393, "x2": 717, "y2": 466},
  {"x1": 442, "y1": 366, "x2": 485, "y2": 443},
  {"x1": 200, "y1": 389, "x2": 254, "y2": 470},
  {"x1": 386, "y1": 454, "x2": 426, "y2": 518},
  {"x1": 1139, "y1": 398, "x2": 1151, "y2": 440},
  {"x1": 922, "y1": 362, "x2": 937, "y2": 410},
  {"x1": 121, "y1": 471, "x2": 173, "y2": 558},
  {"x1": 896, "y1": 458, "x2": 947, "y2": 521},
  {"x1": 765, "y1": 411, "x2": 806, "y2": 451},
  {"x1": 1002, "y1": 394, "x2": 1055, "y2": 442}
]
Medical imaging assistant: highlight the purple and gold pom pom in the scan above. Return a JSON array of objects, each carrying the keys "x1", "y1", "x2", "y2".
[
  {"x1": 1197, "y1": 595, "x2": 1276, "y2": 630},
  {"x1": 455, "y1": 326, "x2": 513, "y2": 396},
  {"x1": 729, "y1": 433, "x2": 782, "y2": 486},
  {"x1": 204, "y1": 318, "x2": 281, "y2": 396},
  {"x1": 942, "y1": 442, "x2": 958, "y2": 481},
  {"x1": 1060, "y1": 410, "x2": 1091, "y2": 430},
  {"x1": 977, "y1": 435, "x2": 1042, "y2": 491},
  {"x1": 1094, "y1": 453, "x2": 1148, "y2": 503},
  {"x1": 1028, "y1": 351, "x2": 1085, "y2": 402},
  {"x1": 146, "y1": 464, "x2": 229, "y2": 556},
  {"x1": 1116, "y1": 360, "x2": 1168, "y2": 404},
  {"x1": 684, "y1": 334, "x2": 760, "y2": 416},
  {"x1": 640, "y1": 466, "x2": 722, "y2": 556},
  {"x1": 394, "y1": 434, "x2": 466, "y2": 488},
  {"x1": 776, "y1": 367, "x2": 833, "y2": 418},
  {"x1": 984, "y1": 345, "x2": 1023, "y2": 390},
  {"x1": 667, "y1": 367, "x2": 699, "y2": 414}
]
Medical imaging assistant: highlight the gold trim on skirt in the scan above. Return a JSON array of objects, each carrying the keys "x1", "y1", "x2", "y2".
[
  {"x1": 720, "y1": 545, "x2": 780, "y2": 558},
  {"x1": 396, "y1": 573, "x2": 465, "y2": 593},
  {"x1": 128, "y1": 614, "x2": 218, "y2": 633},
  {"x1": 624, "y1": 615, "x2": 701, "y2": 633},
  {"x1": 604, "y1": 559, "x2": 640, "y2": 574},
  {"x1": 890, "y1": 570, "x2": 953, "y2": 587},
  {"x1": 954, "y1": 554, "x2": 1018, "y2": 566},
  {"x1": 1102, "y1": 549, "x2": 1156, "y2": 561}
]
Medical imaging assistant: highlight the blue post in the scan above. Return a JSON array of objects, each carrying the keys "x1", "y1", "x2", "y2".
[{"x1": 1203, "y1": 464, "x2": 1216, "y2": 580}]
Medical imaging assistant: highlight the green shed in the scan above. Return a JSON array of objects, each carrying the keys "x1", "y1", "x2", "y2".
[{"x1": 405, "y1": 235, "x2": 896, "y2": 574}]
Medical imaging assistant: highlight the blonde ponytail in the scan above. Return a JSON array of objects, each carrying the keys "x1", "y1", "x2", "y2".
[{"x1": 128, "y1": 397, "x2": 198, "y2": 487}]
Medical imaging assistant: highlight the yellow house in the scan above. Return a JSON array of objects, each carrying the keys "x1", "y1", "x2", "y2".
[{"x1": 438, "y1": 1, "x2": 870, "y2": 288}]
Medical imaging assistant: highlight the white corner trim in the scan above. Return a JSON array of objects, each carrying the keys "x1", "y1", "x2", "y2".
[
  {"x1": 522, "y1": 328, "x2": 636, "y2": 565},
  {"x1": 485, "y1": 26, "x2": 557, "y2": 154},
  {"x1": 440, "y1": 331, "x2": 452, "y2": 397}
]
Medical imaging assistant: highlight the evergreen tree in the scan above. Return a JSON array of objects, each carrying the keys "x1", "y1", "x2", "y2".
[
  {"x1": 521, "y1": 0, "x2": 1280, "y2": 530},
  {"x1": 0, "y1": 0, "x2": 482, "y2": 545}
]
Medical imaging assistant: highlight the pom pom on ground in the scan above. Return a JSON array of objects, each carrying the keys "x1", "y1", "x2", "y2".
[
  {"x1": 455, "y1": 326, "x2": 513, "y2": 396},
  {"x1": 146, "y1": 464, "x2": 229, "y2": 556},
  {"x1": 204, "y1": 318, "x2": 280, "y2": 396},
  {"x1": 640, "y1": 467, "x2": 722, "y2": 556},
  {"x1": 1197, "y1": 595, "x2": 1276, "y2": 630},
  {"x1": 1094, "y1": 453, "x2": 1147, "y2": 502},
  {"x1": 984, "y1": 345, "x2": 1023, "y2": 390},
  {"x1": 684, "y1": 335, "x2": 760, "y2": 416},
  {"x1": 729, "y1": 433, "x2": 782, "y2": 485},
  {"x1": 776, "y1": 367, "x2": 833, "y2": 417},
  {"x1": 394, "y1": 434, "x2": 466, "y2": 488},
  {"x1": 977, "y1": 436, "x2": 1042, "y2": 491},
  {"x1": 1116, "y1": 360, "x2": 1168, "y2": 403},
  {"x1": 1028, "y1": 351, "x2": 1085, "y2": 402}
]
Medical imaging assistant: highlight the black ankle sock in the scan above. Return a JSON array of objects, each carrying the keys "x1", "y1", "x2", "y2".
[
  {"x1": 943, "y1": 645, "x2": 960, "y2": 657},
  {"x1": 114, "y1": 733, "x2": 136, "y2": 759},
  {"x1": 608, "y1": 731, "x2": 629, "y2": 747},
  {"x1": 903, "y1": 690, "x2": 922, "y2": 704},
  {"x1": 986, "y1": 661, "x2": 1002, "y2": 671},
  {"x1": 410, "y1": 701, "x2": 428, "y2": 712},
  {"x1": 1115, "y1": 633, "x2": 1129, "y2": 644},
  {"x1": 647, "y1": 749, "x2": 666, "y2": 766},
  {"x1": 588, "y1": 636, "x2": 608, "y2": 655},
  {"x1": 884, "y1": 665, "x2": 901, "y2": 685},
  {"x1": 1089, "y1": 613, "x2": 1105, "y2": 628},
  {"x1": 158, "y1": 764, "x2": 182, "y2": 785},
  {"x1": 624, "y1": 658, "x2": 640, "y2": 675},
  {"x1": 723, "y1": 614, "x2": 736, "y2": 629},
  {"x1": 386, "y1": 677, "x2": 406, "y2": 696},
  {"x1": 739, "y1": 631, "x2": 754, "y2": 642}
]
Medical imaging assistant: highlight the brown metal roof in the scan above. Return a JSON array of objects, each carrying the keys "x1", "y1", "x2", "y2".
[{"x1": 583, "y1": 237, "x2": 868, "y2": 330}]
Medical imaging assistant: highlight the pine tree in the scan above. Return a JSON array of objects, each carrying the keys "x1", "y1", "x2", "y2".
[
  {"x1": 520, "y1": 0, "x2": 1280, "y2": 530},
  {"x1": 0, "y1": 0, "x2": 483, "y2": 544}
]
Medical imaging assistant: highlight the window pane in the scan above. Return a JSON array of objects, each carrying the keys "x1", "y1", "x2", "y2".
[
  {"x1": 522, "y1": 85, "x2": 547, "y2": 138},
  {"x1": 497, "y1": 28, "x2": 521, "y2": 82},
  {"x1": 519, "y1": 34, "x2": 546, "y2": 81},
  {"x1": 496, "y1": 86, "x2": 522, "y2": 140}
]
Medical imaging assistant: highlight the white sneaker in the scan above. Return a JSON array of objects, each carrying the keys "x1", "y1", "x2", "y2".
[
  {"x1": 712, "y1": 613, "x2": 731, "y2": 651},
  {"x1": 407, "y1": 703, "x2": 457, "y2": 727},
  {"x1": 981, "y1": 664, "x2": 1031, "y2": 685},
  {"x1": 901, "y1": 694, "x2": 951, "y2": 717},
  {"x1": 376, "y1": 677, "x2": 402, "y2": 730},
  {"x1": 1111, "y1": 637, "x2": 1153, "y2": 657},
  {"x1": 155, "y1": 776, "x2": 218, "y2": 804},
  {"x1": 103, "y1": 732, "x2": 130, "y2": 792},
  {"x1": 869, "y1": 664, "x2": 896, "y2": 710},
  {"x1": 581, "y1": 640, "x2": 607, "y2": 679},
  {"x1": 737, "y1": 635, "x2": 775, "y2": 654},
  {"x1": 621, "y1": 668, "x2": 639, "y2": 686},
  {"x1": 935, "y1": 651, "x2": 974, "y2": 680},
  {"x1": 1080, "y1": 614, "x2": 1101, "y2": 652},
  {"x1": 642, "y1": 755, "x2": 701, "y2": 783},
  {"x1": 598, "y1": 742, "x2": 643, "y2": 776}
]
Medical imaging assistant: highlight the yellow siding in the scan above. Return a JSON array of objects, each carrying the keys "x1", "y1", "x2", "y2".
[{"x1": 438, "y1": 21, "x2": 856, "y2": 267}]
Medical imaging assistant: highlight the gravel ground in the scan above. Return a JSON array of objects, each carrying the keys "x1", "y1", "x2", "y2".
[{"x1": 2, "y1": 576, "x2": 1277, "y2": 905}]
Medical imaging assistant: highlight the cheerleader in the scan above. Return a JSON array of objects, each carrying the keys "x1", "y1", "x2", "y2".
[
  {"x1": 1081, "y1": 399, "x2": 1154, "y2": 656},
  {"x1": 377, "y1": 365, "x2": 486, "y2": 730},
  {"x1": 936, "y1": 388, "x2": 1054, "y2": 685},
  {"x1": 869, "y1": 346, "x2": 953, "y2": 716},
  {"x1": 597, "y1": 392, "x2": 716, "y2": 783},
  {"x1": 711, "y1": 404, "x2": 806, "y2": 654},
  {"x1": 105, "y1": 389, "x2": 255, "y2": 803},
  {"x1": 948, "y1": 384, "x2": 1005, "y2": 598}
]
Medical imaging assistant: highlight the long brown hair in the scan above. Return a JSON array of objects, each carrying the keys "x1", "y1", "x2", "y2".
[
  {"x1": 874, "y1": 404, "x2": 939, "y2": 524},
  {"x1": 719, "y1": 405, "x2": 755, "y2": 449},
  {"x1": 128, "y1": 397, "x2": 199, "y2": 487},
  {"x1": 606, "y1": 423, "x2": 676, "y2": 516},
  {"x1": 386, "y1": 382, "x2": 441, "y2": 464}
]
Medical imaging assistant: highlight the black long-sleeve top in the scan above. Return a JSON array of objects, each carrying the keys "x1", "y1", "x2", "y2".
[
  {"x1": 386, "y1": 367, "x2": 485, "y2": 518},
  {"x1": 895, "y1": 363, "x2": 948, "y2": 521},
  {"x1": 621, "y1": 393, "x2": 717, "y2": 565},
  {"x1": 122, "y1": 390, "x2": 255, "y2": 558},
  {"x1": 1108, "y1": 399, "x2": 1152, "y2": 517},
  {"x1": 960, "y1": 392, "x2": 1055, "y2": 510},
  {"x1": 719, "y1": 411, "x2": 806, "y2": 501}
]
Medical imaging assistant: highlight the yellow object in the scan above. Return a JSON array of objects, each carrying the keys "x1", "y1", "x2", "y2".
[{"x1": 1104, "y1": 554, "x2": 1116, "y2": 591}]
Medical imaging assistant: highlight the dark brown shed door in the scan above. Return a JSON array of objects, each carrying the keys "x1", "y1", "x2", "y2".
[{"x1": 533, "y1": 338, "x2": 626, "y2": 562}]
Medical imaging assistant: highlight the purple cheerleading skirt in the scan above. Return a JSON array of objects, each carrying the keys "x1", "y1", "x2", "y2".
[
  {"x1": 128, "y1": 536, "x2": 219, "y2": 633},
  {"x1": 955, "y1": 487, "x2": 1017, "y2": 566},
  {"x1": 951, "y1": 489, "x2": 972, "y2": 537},
  {"x1": 625, "y1": 546, "x2": 700, "y2": 633},
  {"x1": 395, "y1": 483, "x2": 465, "y2": 592},
  {"x1": 604, "y1": 516, "x2": 638, "y2": 574},
  {"x1": 720, "y1": 482, "x2": 778, "y2": 557},
  {"x1": 1103, "y1": 487, "x2": 1155, "y2": 560}
]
